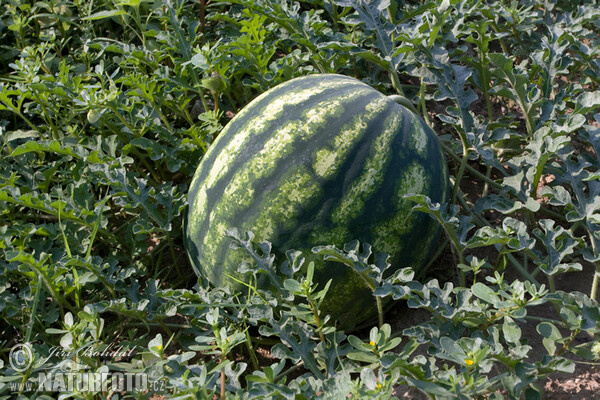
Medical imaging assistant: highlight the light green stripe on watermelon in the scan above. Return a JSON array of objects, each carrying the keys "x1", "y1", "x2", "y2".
[
  {"x1": 312, "y1": 95, "x2": 389, "y2": 180},
  {"x1": 331, "y1": 106, "x2": 403, "y2": 224},
  {"x1": 189, "y1": 78, "x2": 360, "y2": 230},
  {"x1": 398, "y1": 162, "x2": 429, "y2": 196},
  {"x1": 364, "y1": 95, "x2": 391, "y2": 113},
  {"x1": 217, "y1": 165, "x2": 322, "y2": 283},
  {"x1": 309, "y1": 226, "x2": 352, "y2": 250},
  {"x1": 243, "y1": 165, "x2": 320, "y2": 242},
  {"x1": 371, "y1": 161, "x2": 430, "y2": 259},
  {"x1": 407, "y1": 112, "x2": 429, "y2": 157},
  {"x1": 198, "y1": 88, "x2": 373, "y2": 267}
]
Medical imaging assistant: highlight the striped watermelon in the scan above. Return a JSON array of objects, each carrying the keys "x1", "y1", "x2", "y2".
[{"x1": 185, "y1": 74, "x2": 449, "y2": 328}]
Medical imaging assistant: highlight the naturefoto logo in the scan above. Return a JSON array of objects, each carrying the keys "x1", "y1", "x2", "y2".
[{"x1": 8, "y1": 342, "x2": 166, "y2": 394}]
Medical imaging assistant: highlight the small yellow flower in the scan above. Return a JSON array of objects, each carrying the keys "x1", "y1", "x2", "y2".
[
  {"x1": 369, "y1": 341, "x2": 376, "y2": 347},
  {"x1": 157, "y1": 345, "x2": 163, "y2": 351},
  {"x1": 376, "y1": 382, "x2": 383, "y2": 390},
  {"x1": 227, "y1": 337, "x2": 231, "y2": 342},
  {"x1": 464, "y1": 358, "x2": 475, "y2": 366}
]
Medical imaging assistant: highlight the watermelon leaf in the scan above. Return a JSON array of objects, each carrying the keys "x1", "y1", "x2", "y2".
[
  {"x1": 260, "y1": 316, "x2": 326, "y2": 380},
  {"x1": 532, "y1": 220, "x2": 583, "y2": 277},
  {"x1": 334, "y1": 0, "x2": 401, "y2": 69}
]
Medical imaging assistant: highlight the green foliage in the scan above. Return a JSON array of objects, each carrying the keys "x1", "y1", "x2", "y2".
[{"x1": 1, "y1": 0, "x2": 600, "y2": 398}]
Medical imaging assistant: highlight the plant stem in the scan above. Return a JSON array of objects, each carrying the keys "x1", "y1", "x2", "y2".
[
  {"x1": 220, "y1": 353, "x2": 226, "y2": 400},
  {"x1": 1, "y1": 101, "x2": 39, "y2": 131},
  {"x1": 493, "y1": 244, "x2": 507, "y2": 270},
  {"x1": 419, "y1": 80, "x2": 431, "y2": 128},
  {"x1": 351, "y1": 268, "x2": 385, "y2": 328},
  {"x1": 592, "y1": 270, "x2": 600, "y2": 301},
  {"x1": 390, "y1": 69, "x2": 406, "y2": 98},
  {"x1": 25, "y1": 275, "x2": 43, "y2": 343},
  {"x1": 479, "y1": 48, "x2": 494, "y2": 125},
  {"x1": 482, "y1": 166, "x2": 492, "y2": 197},
  {"x1": 375, "y1": 296, "x2": 384, "y2": 328},
  {"x1": 449, "y1": 116, "x2": 473, "y2": 203},
  {"x1": 548, "y1": 275, "x2": 556, "y2": 293},
  {"x1": 591, "y1": 260, "x2": 600, "y2": 301},
  {"x1": 33, "y1": 93, "x2": 60, "y2": 139},
  {"x1": 58, "y1": 194, "x2": 72, "y2": 259},
  {"x1": 418, "y1": 236, "x2": 450, "y2": 280},
  {"x1": 244, "y1": 327, "x2": 260, "y2": 370},
  {"x1": 26, "y1": 264, "x2": 71, "y2": 315},
  {"x1": 388, "y1": 95, "x2": 419, "y2": 115},
  {"x1": 307, "y1": 295, "x2": 326, "y2": 343},
  {"x1": 556, "y1": 328, "x2": 580, "y2": 357},
  {"x1": 106, "y1": 104, "x2": 136, "y2": 135},
  {"x1": 276, "y1": 361, "x2": 305, "y2": 381},
  {"x1": 490, "y1": 21, "x2": 509, "y2": 54},
  {"x1": 475, "y1": 42, "x2": 496, "y2": 197},
  {"x1": 530, "y1": 155, "x2": 550, "y2": 199},
  {"x1": 453, "y1": 242, "x2": 466, "y2": 287},
  {"x1": 330, "y1": 0, "x2": 339, "y2": 28},
  {"x1": 452, "y1": 148, "x2": 469, "y2": 204},
  {"x1": 442, "y1": 142, "x2": 507, "y2": 183},
  {"x1": 86, "y1": 195, "x2": 110, "y2": 259}
]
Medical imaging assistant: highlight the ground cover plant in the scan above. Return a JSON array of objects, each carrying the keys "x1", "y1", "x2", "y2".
[{"x1": 0, "y1": 0, "x2": 599, "y2": 399}]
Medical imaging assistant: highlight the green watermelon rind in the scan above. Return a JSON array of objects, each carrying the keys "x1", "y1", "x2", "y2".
[{"x1": 185, "y1": 74, "x2": 449, "y2": 328}]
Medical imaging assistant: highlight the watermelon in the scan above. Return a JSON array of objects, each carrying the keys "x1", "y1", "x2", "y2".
[{"x1": 185, "y1": 74, "x2": 449, "y2": 328}]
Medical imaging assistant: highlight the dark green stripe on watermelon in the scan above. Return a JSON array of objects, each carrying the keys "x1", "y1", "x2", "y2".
[{"x1": 185, "y1": 74, "x2": 449, "y2": 329}]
